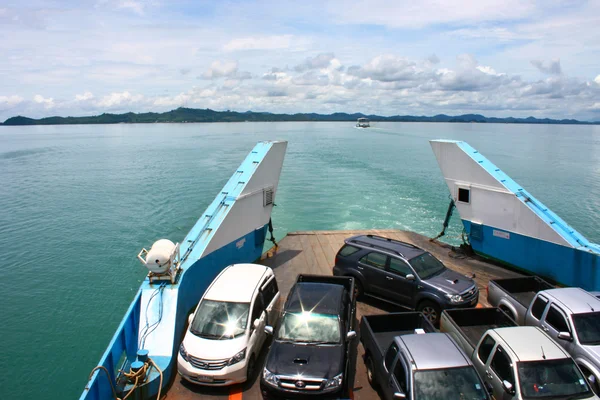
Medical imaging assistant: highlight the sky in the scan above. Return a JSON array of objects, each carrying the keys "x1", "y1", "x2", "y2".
[{"x1": 1, "y1": 0, "x2": 599, "y2": 121}]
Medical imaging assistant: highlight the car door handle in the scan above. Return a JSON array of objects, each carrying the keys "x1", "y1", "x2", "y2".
[
  {"x1": 386, "y1": 276, "x2": 393, "y2": 280},
  {"x1": 485, "y1": 371, "x2": 492, "y2": 379},
  {"x1": 542, "y1": 326, "x2": 549, "y2": 332},
  {"x1": 357, "y1": 266, "x2": 363, "y2": 270}
]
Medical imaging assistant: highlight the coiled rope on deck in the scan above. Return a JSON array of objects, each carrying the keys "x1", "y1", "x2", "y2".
[{"x1": 87, "y1": 357, "x2": 163, "y2": 400}]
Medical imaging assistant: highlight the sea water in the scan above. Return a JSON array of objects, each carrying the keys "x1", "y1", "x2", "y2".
[{"x1": 1, "y1": 121, "x2": 599, "y2": 399}]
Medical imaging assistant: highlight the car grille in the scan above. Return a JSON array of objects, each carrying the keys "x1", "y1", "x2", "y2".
[
  {"x1": 188, "y1": 355, "x2": 228, "y2": 370},
  {"x1": 460, "y1": 286, "x2": 479, "y2": 302},
  {"x1": 278, "y1": 377, "x2": 324, "y2": 391}
]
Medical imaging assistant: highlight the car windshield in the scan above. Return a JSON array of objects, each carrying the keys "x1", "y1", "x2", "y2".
[
  {"x1": 414, "y1": 367, "x2": 489, "y2": 400},
  {"x1": 190, "y1": 300, "x2": 249, "y2": 340},
  {"x1": 518, "y1": 359, "x2": 591, "y2": 398},
  {"x1": 572, "y1": 312, "x2": 600, "y2": 345},
  {"x1": 277, "y1": 312, "x2": 341, "y2": 344},
  {"x1": 409, "y1": 252, "x2": 446, "y2": 279}
]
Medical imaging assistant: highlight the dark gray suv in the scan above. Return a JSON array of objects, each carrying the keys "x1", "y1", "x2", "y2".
[{"x1": 333, "y1": 234, "x2": 478, "y2": 325}]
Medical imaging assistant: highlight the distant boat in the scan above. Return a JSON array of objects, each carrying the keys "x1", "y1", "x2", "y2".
[{"x1": 356, "y1": 118, "x2": 370, "y2": 128}]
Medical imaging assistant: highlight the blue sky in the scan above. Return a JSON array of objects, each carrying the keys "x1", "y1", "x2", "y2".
[{"x1": 1, "y1": 0, "x2": 599, "y2": 121}]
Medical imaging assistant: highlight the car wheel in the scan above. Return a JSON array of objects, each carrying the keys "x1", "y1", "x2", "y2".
[
  {"x1": 247, "y1": 354, "x2": 256, "y2": 382},
  {"x1": 354, "y1": 280, "x2": 364, "y2": 299},
  {"x1": 365, "y1": 354, "x2": 377, "y2": 388},
  {"x1": 418, "y1": 301, "x2": 441, "y2": 326}
]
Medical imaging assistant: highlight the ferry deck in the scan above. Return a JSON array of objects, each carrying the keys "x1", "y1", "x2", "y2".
[{"x1": 164, "y1": 228, "x2": 523, "y2": 400}]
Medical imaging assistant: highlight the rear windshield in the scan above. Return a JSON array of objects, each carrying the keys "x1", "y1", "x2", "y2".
[
  {"x1": 573, "y1": 312, "x2": 600, "y2": 345},
  {"x1": 517, "y1": 358, "x2": 591, "y2": 398},
  {"x1": 277, "y1": 312, "x2": 341, "y2": 344},
  {"x1": 190, "y1": 300, "x2": 249, "y2": 340},
  {"x1": 338, "y1": 245, "x2": 360, "y2": 257},
  {"x1": 414, "y1": 367, "x2": 489, "y2": 400},
  {"x1": 409, "y1": 252, "x2": 446, "y2": 279}
]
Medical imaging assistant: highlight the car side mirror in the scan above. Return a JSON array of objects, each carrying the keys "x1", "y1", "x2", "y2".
[
  {"x1": 393, "y1": 393, "x2": 406, "y2": 399},
  {"x1": 346, "y1": 331, "x2": 357, "y2": 341},
  {"x1": 406, "y1": 274, "x2": 415, "y2": 281},
  {"x1": 264, "y1": 326, "x2": 273, "y2": 335},
  {"x1": 188, "y1": 314, "x2": 194, "y2": 325},
  {"x1": 502, "y1": 380, "x2": 515, "y2": 394},
  {"x1": 253, "y1": 318, "x2": 261, "y2": 330},
  {"x1": 557, "y1": 331, "x2": 572, "y2": 341}
]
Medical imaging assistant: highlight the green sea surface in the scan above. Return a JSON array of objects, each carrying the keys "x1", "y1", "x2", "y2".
[{"x1": 1, "y1": 122, "x2": 599, "y2": 399}]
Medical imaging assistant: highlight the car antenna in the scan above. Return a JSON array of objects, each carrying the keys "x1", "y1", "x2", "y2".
[
  {"x1": 541, "y1": 346, "x2": 546, "y2": 360},
  {"x1": 587, "y1": 302, "x2": 595, "y2": 312}
]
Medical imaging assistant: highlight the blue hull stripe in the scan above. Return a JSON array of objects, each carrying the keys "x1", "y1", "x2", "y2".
[{"x1": 463, "y1": 219, "x2": 600, "y2": 290}]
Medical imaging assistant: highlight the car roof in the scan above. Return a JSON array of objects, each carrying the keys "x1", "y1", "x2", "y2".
[
  {"x1": 204, "y1": 263, "x2": 270, "y2": 303},
  {"x1": 285, "y1": 282, "x2": 345, "y2": 315},
  {"x1": 494, "y1": 327, "x2": 568, "y2": 361},
  {"x1": 399, "y1": 333, "x2": 471, "y2": 370},
  {"x1": 345, "y1": 234, "x2": 425, "y2": 259},
  {"x1": 541, "y1": 288, "x2": 600, "y2": 315}
]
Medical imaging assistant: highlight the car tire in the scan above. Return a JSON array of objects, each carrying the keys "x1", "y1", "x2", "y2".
[
  {"x1": 418, "y1": 300, "x2": 441, "y2": 326},
  {"x1": 247, "y1": 354, "x2": 256, "y2": 382},
  {"x1": 365, "y1": 353, "x2": 377, "y2": 388},
  {"x1": 354, "y1": 280, "x2": 364, "y2": 299}
]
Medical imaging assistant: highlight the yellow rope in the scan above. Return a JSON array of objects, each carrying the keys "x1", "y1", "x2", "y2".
[{"x1": 89, "y1": 357, "x2": 164, "y2": 400}]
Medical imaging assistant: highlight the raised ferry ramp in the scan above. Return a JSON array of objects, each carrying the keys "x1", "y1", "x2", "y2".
[{"x1": 164, "y1": 228, "x2": 523, "y2": 400}]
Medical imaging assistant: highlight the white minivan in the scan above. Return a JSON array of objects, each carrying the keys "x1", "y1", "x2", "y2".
[{"x1": 177, "y1": 263, "x2": 280, "y2": 386}]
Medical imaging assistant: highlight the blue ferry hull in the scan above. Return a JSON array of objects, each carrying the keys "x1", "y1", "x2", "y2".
[
  {"x1": 81, "y1": 141, "x2": 287, "y2": 400},
  {"x1": 430, "y1": 140, "x2": 600, "y2": 291},
  {"x1": 462, "y1": 220, "x2": 599, "y2": 290}
]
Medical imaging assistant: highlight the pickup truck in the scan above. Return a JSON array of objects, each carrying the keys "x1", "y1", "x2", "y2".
[
  {"x1": 487, "y1": 276, "x2": 554, "y2": 324},
  {"x1": 361, "y1": 312, "x2": 491, "y2": 400},
  {"x1": 260, "y1": 274, "x2": 356, "y2": 399},
  {"x1": 441, "y1": 308, "x2": 598, "y2": 400},
  {"x1": 490, "y1": 283, "x2": 600, "y2": 394}
]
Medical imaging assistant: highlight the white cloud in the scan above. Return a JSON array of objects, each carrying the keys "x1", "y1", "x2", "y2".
[
  {"x1": 75, "y1": 92, "x2": 94, "y2": 101},
  {"x1": 295, "y1": 53, "x2": 336, "y2": 72},
  {"x1": 223, "y1": 35, "x2": 295, "y2": 52},
  {"x1": 118, "y1": 1, "x2": 145, "y2": 15},
  {"x1": 97, "y1": 91, "x2": 144, "y2": 108},
  {"x1": 531, "y1": 59, "x2": 562, "y2": 75},
  {"x1": 201, "y1": 61, "x2": 240, "y2": 79},
  {"x1": 33, "y1": 94, "x2": 54, "y2": 108},
  {"x1": 477, "y1": 66, "x2": 504, "y2": 76},
  {"x1": 0, "y1": 95, "x2": 24, "y2": 110},
  {"x1": 595, "y1": 75, "x2": 600, "y2": 85}
]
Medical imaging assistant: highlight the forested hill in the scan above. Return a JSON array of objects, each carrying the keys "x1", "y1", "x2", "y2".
[{"x1": 2, "y1": 108, "x2": 598, "y2": 125}]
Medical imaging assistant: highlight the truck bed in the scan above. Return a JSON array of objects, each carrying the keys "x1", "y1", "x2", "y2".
[
  {"x1": 361, "y1": 312, "x2": 435, "y2": 355},
  {"x1": 490, "y1": 277, "x2": 554, "y2": 307},
  {"x1": 441, "y1": 308, "x2": 517, "y2": 350}
]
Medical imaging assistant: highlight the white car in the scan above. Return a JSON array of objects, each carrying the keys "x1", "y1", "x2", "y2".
[{"x1": 177, "y1": 263, "x2": 280, "y2": 386}]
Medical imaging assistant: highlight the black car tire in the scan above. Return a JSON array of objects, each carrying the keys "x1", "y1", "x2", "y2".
[
  {"x1": 354, "y1": 280, "x2": 364, "y2": 299},
  {"x1": 365, "y1": 354, "x2": 377, "y2": 388},
  {"x1": 247, "y1": 354, "x2": 256, "y2": 382},
  {"x1": 418, "y1": 300, "x2": 441, "y2": 326}
]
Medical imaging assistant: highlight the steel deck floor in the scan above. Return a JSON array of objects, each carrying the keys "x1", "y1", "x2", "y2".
[{"x1": 164, "y1": 229, "x2": 522, "y2": 400}]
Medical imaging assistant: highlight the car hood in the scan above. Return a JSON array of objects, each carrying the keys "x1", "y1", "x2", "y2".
[
  {"x1": 182, "y1": 329, "x2": 247, "y2": 360},
  {"x1": 265, "y1": 341, "x2": 344, "y2": 379},
  {"x1": 424, "y1": 269, "x2": 475, "y2": 294}
]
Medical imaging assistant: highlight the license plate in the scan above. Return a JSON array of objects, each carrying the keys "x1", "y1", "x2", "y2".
[{"x1": 195, "y1": 375, "x2": 213, "y2": 382}]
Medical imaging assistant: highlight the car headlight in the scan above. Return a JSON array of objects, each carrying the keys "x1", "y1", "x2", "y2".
[
  {"x1": 262, "y1": 367, "x2": 280, "y2": 387},
  {"x1": 179, "y1": 343, "x2": 189, "y2": 362},
  {"x1": 228, "y1": 348, "x2": 246, "y2": 366},
  {"x1": 324, "y1": 373, "x2": 343, "y2": 391},
  {"x1": 445, "y1": 293, "x2": 463, "y2": 303}
]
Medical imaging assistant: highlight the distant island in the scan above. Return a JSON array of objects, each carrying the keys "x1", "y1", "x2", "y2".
[{"x1": 2, "y1": 107, "x2": 598, "y2": 125}]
